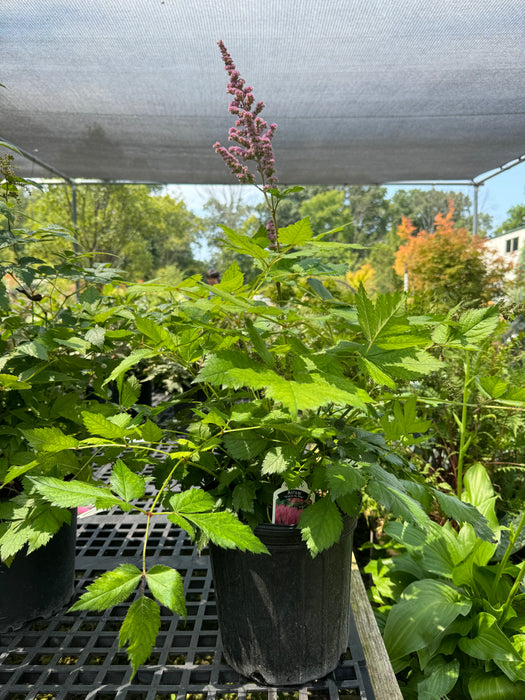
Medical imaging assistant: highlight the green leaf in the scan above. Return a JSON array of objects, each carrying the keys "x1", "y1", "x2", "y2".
[
  {"x1": 363, "y1": 463, "x2": 428, "y2": 530},
  {"x1": 219, "y1": 226, "x2": 270, "y2": 260},
  {"x1": 169, "y1": 489, "x2": 216, "y2": 513},
  {"x1": 306, "y1": 277, "x2": 333, "y2": 300},
  {"x1": 278, "y1": 217, "x2": 314, "y2": 246},
  {"x1": 261, "y1": 446, "x2": 297, "y2": 475},
  {"x1": 246, "y1": 319, "x2": 275, "y2": 368},
  {"x1": 146, "y1": 565, "x2": 186, "y2": 616},
  {"x1": 82, "y1": 411, "x2": 127, "y2": 439},
  {"x1": 23, "y1": 426, "x2": 79, "y2": 452},
  {"x1": 186, "y1": 511, "x2": 269, "y2": 553},
  {"x1": 121, "y1": 375, "x2": 141, "y2": 407},
  {"x1": 0, "y1": 373, "x2": 31, "y2": 390},
  {"x1": 16, "y1": 340, "x2": 48, "y2": 360},
  {"x1": 232, "y1": 482, "x2": 257, "y2": 513},
  {"x1": 432, "y1": 488, "x2": 494, "y2": 542},
  {"x1": 110, "y1": 459, "x2": 146, "y2": 502},
  {"x1": 417, "y1": 657, "x2": 460, "y2": 700},
  {"x1": 69, "y1": 564, "x2": 141, "y2": 611},
  {"x1": 458, "y1": 306, "x2": 499, "y2": 345},
  {"x1": 458, "y1": 612, "x2": 522, "y2": 663},
  {"x1": 85, "y1": 325, "x2": 106, "y2": 348},
  {"x1": 119, "y1": 596, "x2": 160, "y2": 678},
  {"x1": 28, "y1": 476, "x2": 122, "y2": 509},
  {"x1": 134, "y1": 316, "x2": 175, "y2": 349},
  {"x1": 383, "y1": 579, "x2": 472, "y2": 661},
  {"x1": 325, "y1": 461, "x2": 365, "y2": 498},
  {"x1": 299, "y1": 497, "x2": 343, "y2": 556},
  {"x1": 223, "y1": 430, "x2": 267, "y2": 461},
  {"x1": 468, "y1": 671, "x2": 525, "y2": 700},
  {"x1": 141, "y1": 419, "x2": 163, "y2": 442},
  {"x1": 102, "y1": 349, "x2": 156, "y2": 386}
]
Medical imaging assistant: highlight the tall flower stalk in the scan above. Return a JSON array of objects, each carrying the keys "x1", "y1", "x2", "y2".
[{"x1": 213, "y1": 41, "x2": 280, "y2": 250}]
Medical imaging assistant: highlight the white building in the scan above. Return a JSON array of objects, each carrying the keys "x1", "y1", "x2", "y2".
[{"x1": 485, "y1": 226, "x2": 525, "y2": 262}]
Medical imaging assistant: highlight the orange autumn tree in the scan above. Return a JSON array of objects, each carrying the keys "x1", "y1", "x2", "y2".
[{"x1": 394, "y1": 203, "x2": 511, "y2": 311}]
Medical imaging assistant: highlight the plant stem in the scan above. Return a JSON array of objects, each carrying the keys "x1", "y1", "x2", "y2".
[
  {"x1": 456, "y1": 354, "x2": 471, "y2": 497},
  {"x1": 492, "y1": 510, "x2": 525, "y2": 601}
]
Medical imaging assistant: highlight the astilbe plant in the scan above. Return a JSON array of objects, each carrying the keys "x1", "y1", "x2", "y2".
[{"x1": 14, "y1": 45, "x2": 496, "y2": 677}]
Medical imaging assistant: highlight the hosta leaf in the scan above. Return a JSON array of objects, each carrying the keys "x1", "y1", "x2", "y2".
[
  {"x1": 383, "y1": 579, "x2": 472, "y2": 661},
  {"x1": 186, "y1": 511, "x2": 269, "y2": 553},
  {"x1": 28, "y1": 476, "x2": 122, "y2": 509},
  {"x1": 69, "y1": 564, "x2": 141, "y2": 611},
  {"x1": 299, "y1": 497, "x2": 343, "y2": 556},
  {"x1": 458, "y1": 612, "x2": 522, "y2": 663},
  {"x1": 146, "y1": 565, "x2": 186, "y2": 616},
  {"x1": 119, "y1": 596, "x2": 160, "y2": 678},
  {"x1": 23, "y1": 427, "x2": 79, "y2": 452},
  {"x1": 110, "y1": 459, "x2": 146, "y2": 502},
  {"x1": 468, "y1": 671, "x2": 525, "y2": 700},
  {"x1": 169, "y1": 489, "x2": 216, "y2": 513},
  {"x1": 417, "y1": 658, "x2": 460, "y2": 700}
]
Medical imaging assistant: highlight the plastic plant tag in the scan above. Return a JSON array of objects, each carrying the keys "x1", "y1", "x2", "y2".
[{"x1": 272, "y1": 482, "x2": 315, "y2": 526}]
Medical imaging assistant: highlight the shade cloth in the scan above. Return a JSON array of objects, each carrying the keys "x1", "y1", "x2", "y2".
[{"x1": 1, "y1": 0, "x2": 524, "y2": 184}]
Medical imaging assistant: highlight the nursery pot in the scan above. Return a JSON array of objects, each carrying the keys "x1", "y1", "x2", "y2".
[
  {"x1": 0, "y1": 510, "x2": 77, "y2": 632},
  {"x1": 209, "y1": 516, "x2": 356, "y2": 686}
]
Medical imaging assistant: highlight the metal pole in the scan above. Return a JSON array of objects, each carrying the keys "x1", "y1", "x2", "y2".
[{"x1": 473, "y1": 183, "x2": 479, "y2": 236}]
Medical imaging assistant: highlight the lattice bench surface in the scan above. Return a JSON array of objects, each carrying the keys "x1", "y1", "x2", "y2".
[{"x1": 0, "y1": 515, "x2": 375, "y2": 700}]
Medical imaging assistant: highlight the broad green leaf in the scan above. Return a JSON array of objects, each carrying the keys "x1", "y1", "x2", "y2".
[
  {"x1": 478, "y1": 375, "x2": 508, "y2": 399},
  {"x1": 146, "y1": 565, "x2": 186, "y2": 616},
  {"x1": 262, "y1": 446, "x2": 296, "y2": 475},
  {"x1": 458, "y1": 612, "x2": 522, "y2": 663},
  {"x1": 459, "y1": 306, "x2": 499, "y2": 345},
  {"x1": 468, "y1": 671, "x2": 525, "y2": 700},
  {"x1": 28, "y1": 476, "x2": 122, "y2": 509},
  {"x1": 220, "y1": 225, "x2": 270, "y2": 260},
  {"x1": 110, "y1": 459, "x2": 146, "y2": 502},
  {"x1": 417, "y1": 657, "x2": 460, "y2": 700},
  {"x1": 355, "y1": 285, "x2": 404, "y2": 344},
  {"x1": 306, "y1": 277, "x2": 333, "y2": 300},
  {"x1": 16, "y1": 340, "x2": 48, "y2": 360},
  {"x1": 186, "y1": 511, "x2": 269, "y2": 553},
  {"x1": 169, "y1": 489, "x2": 216, "y2": 513},
  {"x1": 299, "y1": 497, "x2": 343, "y2": 556},
  {"x1": 82, "y1": 411, "x2": 127, "y2": 440},
  {"x1": 383, "y1": 579, "x2": 472, "y2": 661},
  {"x1": 141, "y1": 419, "x2": 163, "y2": 442},
  {"x1": 119, "y1": 596, "x2": 160, "y2": 678},
  {"x1": 363, "y1": 463, "x2": 428, "y2": 530},
  {"x1": 496, "y1": 634, "x2": 525, "y2": 682},
  {"x1": 102, "y1": 349, "x2": 156, "y2": 386},
  {"x1": 134, "y1": 315, "x2": 175, "y2": 348},
  {"x1": 23, "y1": 427, "x2": 79, "y2": 452},
  {"x1": 325, "y1": 461, "x2": 365, "y2": 498},
  {"x1": 166, "y1": 512, "x2": 195, "y2": 540},
  {"x1": 463, "y1": 462, "x2": 499, "y2": 527},
  {"x1": 69, "y1": 564, "x2": 141, "y2": 611},
  {"x1": 278, "y1": 217, "x2": 314, "y2": 246}
]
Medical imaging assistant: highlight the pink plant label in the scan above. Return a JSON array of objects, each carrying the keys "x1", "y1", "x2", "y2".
[{"x1": 272, "y1": 482, "x2": 315, "y2": 526}]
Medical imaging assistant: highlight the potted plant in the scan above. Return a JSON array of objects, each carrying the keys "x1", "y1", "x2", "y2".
[{"x1": 17, "y1": 44, "x2": 493, "y2": 684}]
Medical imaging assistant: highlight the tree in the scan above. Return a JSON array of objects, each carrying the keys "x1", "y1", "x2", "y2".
[
  {"x1": 344, "y1": 185, "x2": 391, "y2": 247},
  {"x1": 394, "y1": 204, "x2": 511, "y2": 311},
  {"x1": 495, "y1": 204, "x2": 525, "y2": 234},
  {"x1": 25, "y1": 184, "x2": 203, "y2": 281}
]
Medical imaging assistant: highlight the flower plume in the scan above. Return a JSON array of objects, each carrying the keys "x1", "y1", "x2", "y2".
[{"x1": 213, "y1": 41, "x2": 278, "y2": 189}]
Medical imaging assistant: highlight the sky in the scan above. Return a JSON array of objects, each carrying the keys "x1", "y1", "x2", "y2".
[{"x1": 172, "y1": 160, "x2": 525, "y2": 233}]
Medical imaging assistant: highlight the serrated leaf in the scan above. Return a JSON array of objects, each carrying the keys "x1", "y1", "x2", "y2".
[
  {"x1": 16, "y1": 340, "x2": 48, "y2": 360},
  {"x1": 28, "y1": 476, "x2": 122, "y2": 509},
  {"x1": 356, "y1": 285, "x2": 405, "y2": 344},
  {"x1": 278, "y1": 217, "x2": 314, "y2": 246},
  {"x1": 146, "y1": 565, "x2": 186, "y2": 616},
  {"x1": 169, "y1": 489, "x2": 216, "y2": 513},
  {"x1": 82, "y1": 411, "x2": 127, "y2": 439},
  {"x1": 220, "y1": 226, "x2": 270, "y2": 260},
  {"x1": 261, "y1": 446, "x2": 296, "y2": 475},
  {"x1": 134, "y1": 316, "x2": 175, "y2": 349},
  {"x1": 299, "y1": 497, "x2": 343, "y2": 556},
  {"x1": 166, "y1": 512, "x2": 196, "y2": 540},
  {"x1": 121, "y1": 375, "x2": 141, "y2": 407},
  {"x1": 0, "y1": 373, "x2": 31, "y2": 390},
  {"x1": 119, "y1": 596, "x2": 160, "y2": 677},
  {"x1": 110, "y1": 459, "x2": 146, "y2": 502},
  {"x1": 23, "y1": 427, "x2": 79, "y2": 452},
  {"x1": 432, "y1": 488, "x2": 494, "y2": 542},
  {"x1": 70, "y1": 564, "x2": 141, "y2": 612},
  {"x1": 223, "y1": 431, "x2": 268, "y2": 460},
  {"x1": 325, "y1": 461, "x2": 365, "y2": 498},
  {"x1": 363, "y1": 463, "x2": 429, "y2": 529},
  {"x1": 102, "y1": 349, "x2": 156, "y2": 386},
  {"x1": 187, "y1": 511, "x2": 269, "y2": 553},
  {"x1": 232, "y1": 482, "x2": 257, "y2": 512},
  {"x1": 141, "y1": 419, "x2": 163, "y2": 442},
  {"x1": 85, "y1": 325, "x2": 106, "y2": 348},
  {"x1": 246, "y1": 319, "x2": 275, "y2": 367}
]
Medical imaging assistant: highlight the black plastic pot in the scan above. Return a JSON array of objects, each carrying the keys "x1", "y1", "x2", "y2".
[
  {"x1": 0, "y1": 510, "x2": 77, "y2": 632},
  {"x1": 209, "y1": 516, "x2": 356, "y2": 686}
]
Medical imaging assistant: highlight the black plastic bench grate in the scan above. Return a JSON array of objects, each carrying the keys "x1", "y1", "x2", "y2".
[{"x1": 0, "y1": 516, "x2": 375, "y2": 700}]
